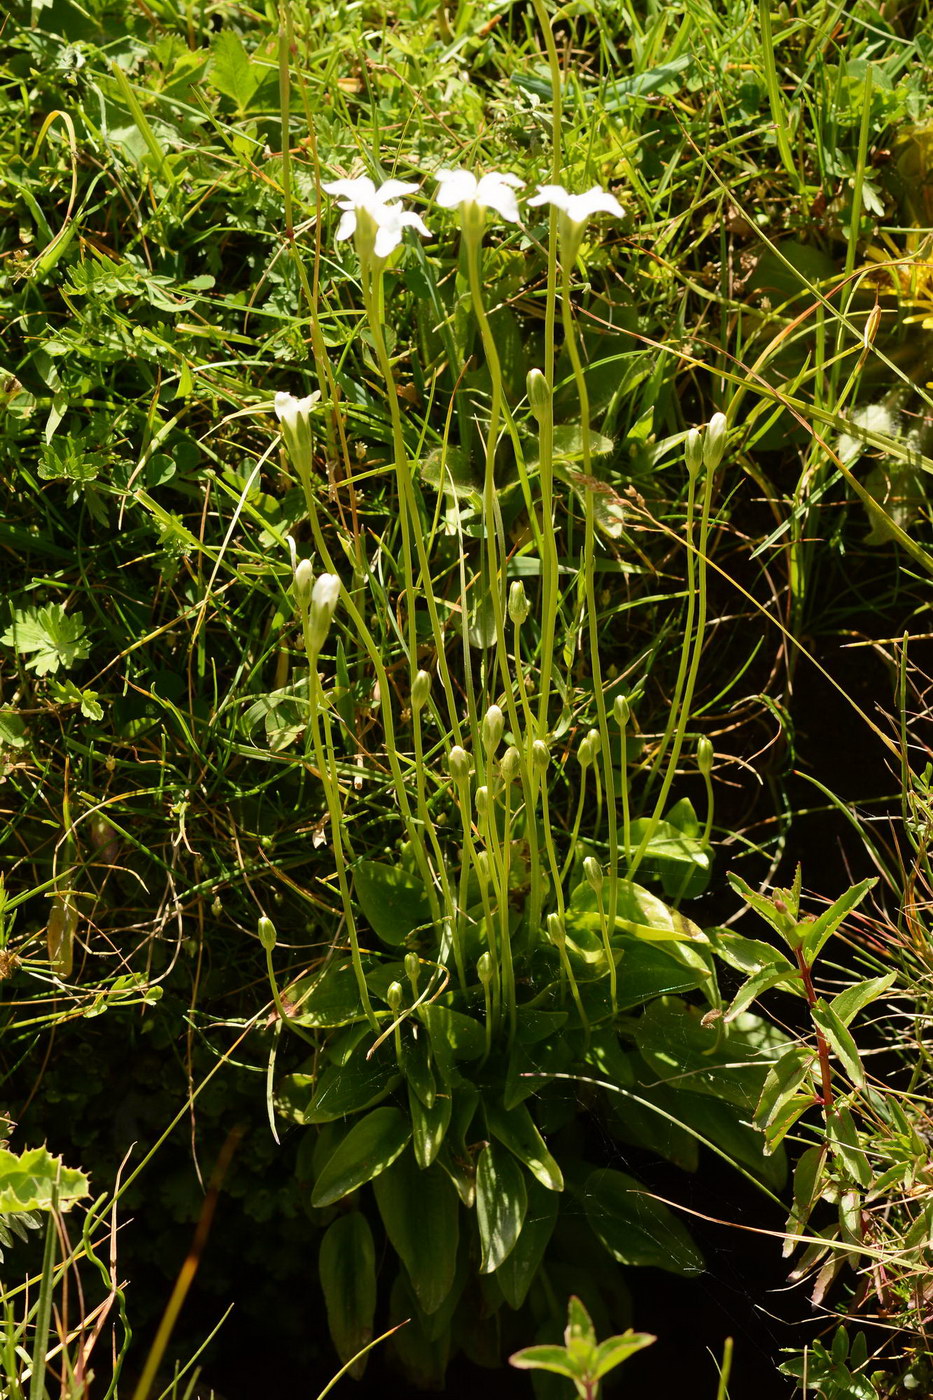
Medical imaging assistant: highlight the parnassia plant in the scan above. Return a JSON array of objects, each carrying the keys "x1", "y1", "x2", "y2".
[{"x1": 259, "y1": 163, "x2": 790, "y2": 1384}]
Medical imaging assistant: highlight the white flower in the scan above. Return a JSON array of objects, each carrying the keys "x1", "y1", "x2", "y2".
[
  {"x1": 307, "y1": 573, "x2": 341, "y2": 655},
  {"x1": 274, "y1": 390, "x2": 320, "y2": 430},
  {"x1": 527, "y1": 183, "x2": 625, "y2": 227},
  {"x1": 322, "y1": 175, "x2": 430, "y2": 259},
  {"x1": 434, "y1": 169, "x2": 524, "y2": 224},
  {"x1": 274, "y1": 391, "x2": 320, "y2": 486}
]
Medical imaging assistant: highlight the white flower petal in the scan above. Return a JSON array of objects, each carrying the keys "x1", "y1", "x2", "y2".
[
  {"x1": 528, "y1": 182, "x2": 625, "y2": 228},
  {"x1": 527, "y1": 183, "x2": 570, "y2": 210},
  {"x1": 376, "y1": 178, "x2": 420, "y2": 202},
  {"x1": 371, "y1": 207, "x2": 431, "y2": 259},
  {"x1": 435, "y1": 169, "x2": 479, "y2": 208},
  {"x1": 476, "y1": 172, "x2": 523, "y2": 222},
  {"x1": 322, "y1": 176, "x2": 377, "y2": 203},
  {"x1": 334, "y1": 209, "x2": 357, "y2": 242}
]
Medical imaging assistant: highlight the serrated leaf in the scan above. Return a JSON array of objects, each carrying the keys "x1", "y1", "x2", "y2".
[
  {"x1": 591, "y1": 1331, "x2": 656, "y2": 1379},
  {"x1": 801, "y1": 879, "x2": 876, "y2": 963},
  {"x1": 508, "y1": 1345, "x2": 583, "y2": 1381},
  {"x1": 475, "y1": 1141, "x2": 527, "y2": 1273},
  {"x1": 755, "y1": 1045, "x2": 816, "y2": 1131},
  {"x1": 725, "y1": 962, "x2": 804, "y2": 1022},
  {"x1": 1, "y1": 605, "x2": 90, "y2": 676},
  {"x1": 830, "y1": 973, "x2": 896, "y2": 1027},
  {"x1": 209, "y1": 30, "x2": 260, "y2": 111},
  {"x1": 0, "y1": 1146, "x2": 89, "y2": 1212},
  {"x1": 311, "y1": 1107, "x2": 411, "y2": 1207}
]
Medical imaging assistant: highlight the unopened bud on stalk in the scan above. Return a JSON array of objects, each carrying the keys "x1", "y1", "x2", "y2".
[
  {"x1": 475, "y1": 785, "x2": 489, "y2": 818},
  {"x1": 477, "y1": 950, "x2": 493, "y2": 987},
  {"x1": 386, "y1": 980, "x2": 403, "y2": 1012},
  {"x1": 307, "y1": 573, "x2": 341, "y2": 655},
  {"x1": 508, "y1": 581, "x2": 530, "y2": 626},
  {"x1": 583, "y1": 856, "x2": 603, "y2": 892},
  {"x1": 448, "y1": 745, "x2": 472, "y2": 784},
  {"x1": 404, "y1": 951, "x2": 420, "y2": 990},
  {"x1": 526, "y1": 368, "x2": 551, "y2": 421},
  {"x1": 531, "y1": 739, "x2": 550, "y2": 774},
  {"x1": 703, "y1": 412, "x2": 728, "y2": 471},
  {"x1": 500, "y1": 745, "x2": 522, "y2": 783},
  {"x1": 411, "y1": 669, "x2": 432, "y2": 711},
  {"x1": 258, "y1": 916, "x2": 277, "y2": 951},
  {"x1": 697, "y1": 736, "x2": 714, "y2": 777},
  {"x1": 613, "y1": 694, "x2": 630, "y2": 728},
  {"x1": 546, "y1": 912, "x2": 565, "y2": 948},
  {"x1": 578, "y1": 734, "x2": 595, "y2": 769},
  {"x1": 473, "y1": 850, "x2": 490, "y2": 883},
  {"x1": 293, "y1": 558, "x2": 315, "y2": 609},
  {"x1": 685, "y1": 427, "x2": 703, "y2": 479},
  {"x1": 586, "y1": 728, "x2": 601, "y2": 756},
  {"x1": 482, "y1": 704, "x2": 504, "y2": 753}
]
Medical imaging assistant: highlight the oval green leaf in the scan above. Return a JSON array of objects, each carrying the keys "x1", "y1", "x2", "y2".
[{"x1": 312, "y1": 1107, "x2": 411, "y2": 1208}]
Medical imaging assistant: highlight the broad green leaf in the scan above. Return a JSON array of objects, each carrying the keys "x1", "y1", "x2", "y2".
[
  {"x1": 508, "y1": 1344, "x2": 583, "y2": 1381},
  {"x1": 475, "y1": 1141, "x2": 527, "y2": 1274},
  {"x1": 0, "y1": 1146, "x2": 88, "y2": 1213},
  {"x1": 764, "y1": 1092, "x2": 816, "y2": 1154},
  {"x1": 812, "y1": 1000, "x2": 865, "y2": 1089},
  {"x1": 584, "y1": 1168, "x2": 703, "y2": 1275},
  {"x1": 400, "y1": 1031, "x2": 436, "y2": 1108},
  {"x1": 319, "y1": 1213, "x2": 376, "y2": 1377},
  {"x1": 353, "y1": 860, "x2": 432, "y2": 947},
  {"x1": 827, "y1": 1106, "x2": 872, "y2": 1189},
  {"x1": 0, "y1": 710, "x2": 28, "y2": 750},
  {"x1": 830, "y1": 973, "x2": 896, "y2": 1027},
  {"x1": 419, "y1": 1005, "x2": 485, "y2": 1066},
  {"x1": 635, "y1": 1000, "x2": 784, "y2": 1109},
  {"x1": 625, "y1": 817, "x2": 712, "y2": 899},
  {"x1": 497, "y1": 1179, "x2": 559, "y2": 1309},
  {"x1": 311, "y1": 1107, "x2": 411, "y2": 1207},
  {"x1": 664, "y1": 1088, "x2": 788, "y2": 1189},
  {"x1": 374, "y1": 1154, "x2": 459, "y2": 1315},
  {"x1": 409, "y1": 1085, "x2": 451, "y2": 1168},
  {"x1": 801, "y1": 879, "x2": 877, "y2": 963},
  {"x1": 592, "y1": 1331, "x2": 656, "y2": 1380},
  {"x1": 724, "y1": 962, "x2": 804, "y2": 1022},
  {"x1": 567, "y1": 881, "x2": 709, "y2": 958},
  {"x1": 755, "y1": 1045, "x2": 816, "y2": 1131},
  {"x1": 785, "y1": 1145, "x2": 826, "y2": 1250},
  {"x1": 288, "y1": 960, "x2": 364, "y2": 1029},
  {"x1": 302, "y1": 1050, "x2": 398, "y2": 1123},
  {"x1": 485, "y1": 1100, "x2": 563, "y2": 1192}
]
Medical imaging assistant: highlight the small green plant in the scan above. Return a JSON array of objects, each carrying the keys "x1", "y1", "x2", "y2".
[{"x1": 510, "y1": 1295, "x2": 654, "y2": 1400}]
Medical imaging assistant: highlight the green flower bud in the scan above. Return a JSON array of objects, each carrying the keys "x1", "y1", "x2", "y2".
[
  {"x1": 697, "y1": 735, "x2": 714, "y2": 777},
  {"x1": 526, "y1": 368, "x2": 551, "y2": 421},
  {"x1": 578, "y1": 734, "x2": 594, "y2": 769},
  {"x1": 583, "y1": 856, "x2": 603, "y2": 892},
  {"x1": 386, "y1": 980, "x2": 403, "y2": 1012},
  {"x1": 703, "y1": 411, "x2": 728, "y2": 471},
  {"x1": 477, "y1": 950, "x2": 493, "y2": 986},
  {"x1": 482, "y1": 704, "x2": 504, "y2": 753},
  {"x1": 613, "y1": 694, "x2": 630, "y2": 728},
  {"x1": 258, "y1": 916, "x2": 277, "y2": 951},
  {"x1": 508, "y1": 580, "x2": 530, "y2": 625},
  {"x1": 448, "y1": 745, "x2": 472, "y2": 784},
  {"x1": 531, "y1": 739, "x2": 550, "y2": 774},
  {"x1": 404, "y1": 951, "x2": 420, "y2": 989},
  {"x1": 475, "y1": 785, "x2": 489, "y2": 818},
  {"x1": 586, "y1": 728, "x2": 601, "y2": 756},
  {"x1": 546, "y1": 912, "x2": 565, "y2": 948},
  {"x1": 685, "y1": 427, "x2": 703, "y2": 479},
  {"x1": 500, "y1": 745, "x2": 521, "y2": 783},
  {"x1": 411, "y1": 669, "x2": 432, "y2": 711}
]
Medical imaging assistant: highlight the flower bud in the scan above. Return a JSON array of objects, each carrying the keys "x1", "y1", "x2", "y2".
[
  {"x1": 508, "y1": 581, "x2": 530, "y2": 625},
  {"x1": 500, "y1": 745, "x2": 521, "y2": 783},
  {"x1": 685, "y1": 427, "x2": 703, "y2": 479},
  {"x1": 293, "y1": 558, "x2": 314, "y2": 609},
  {"x1": 258, "y1": 916, "x2": 277, "y2": 951},
  {"x1": 475, "y1": 785, "x2": 489, "y2": 818},
  {"x1": 531, "y1": 739, "x2": 550, "y2": 774},
  {"x1": 613, "y1": 694, "x2": 630, "y2": 728},
  {"x1": 482, "y1": 704, "x2": 504, "y2": 753},
  {"x1": 274, "y1": 390, "x2": 319, "y2": 480},
  {"x1": 473, "y1": 850, "x2": 490, "y2": 884},
  {"x1": 411, "y1": 669, "x2": 432, "y2": 711},
  {"x1": 578, "y1": 734, "x2": 594, "y2": 769},
  {"x1": 386, "y1": 980, "x2": 403, "y2": 1012},
  {"x1": 477, "y1": 950, "x2": 493, "y2": 986},
  {"x1": 703, "y1": 412, "x2": 728, "y2": 471},
  {"x1": 404, "y1": 951, "x2": 420, "y2": 989},
  {"x1": 586, "y1": 728, "x2": 601, "y2": 757},
  {"x1": 307, "y1": 573, "x2": 341, "y2": 655},
  {"x1": 697, "y1": 735, "x2": 714, "y2": 777},
  {"x1": 526, "y1": 368, "x2": 551, "y2": 421},
  {"x1": 448, "y1": 745, "x2": 472, "y2": 784},
  {"x1": 546, "y1": 912, "x2": 565, "y2": 948},
  {"x1": 583, "y1": 856, "x2": 603, "y2": 892}
]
